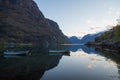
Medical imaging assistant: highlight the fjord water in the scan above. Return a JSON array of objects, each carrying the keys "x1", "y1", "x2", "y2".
[
  {"x1": 41, "y1": 45, "x2": 120, "y2": 80},
  {"x1": 0, "y1": 45, "x2": 119, "y2": 80}
]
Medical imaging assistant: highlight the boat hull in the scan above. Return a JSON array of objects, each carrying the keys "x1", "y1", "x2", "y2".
[{"x1": 4, "y1": 51, "x2": 29, "y2": 56}]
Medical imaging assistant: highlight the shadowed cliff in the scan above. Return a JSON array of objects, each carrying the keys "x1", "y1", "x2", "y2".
[{"x1": 0, "y1": 0, "x2": 70, "y2": 47}]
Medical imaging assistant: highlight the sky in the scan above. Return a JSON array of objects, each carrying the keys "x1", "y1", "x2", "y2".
[{"x1": 34, "y1": 0, "x2": 120, "y2": 36}]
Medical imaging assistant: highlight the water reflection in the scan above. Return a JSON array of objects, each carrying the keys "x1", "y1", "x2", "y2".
[
  {"x1": 0, "y1": 44, "x2": 119, "y2": 80},
  {"x1": 41, "y1": 44, "x2": 120, "y2": 80},
  {"x1": 96, "y1": 48, "x2": 120, "y2": 79},
  {"x1": 0, "y1": 55, "x2": 62, "y2": 80},
  {"x1": 0, "y1": 45, "x2": 63, "y2": 80},
  {"x1": 70, "y1": 44, "x2": 101, "y2": 54}
]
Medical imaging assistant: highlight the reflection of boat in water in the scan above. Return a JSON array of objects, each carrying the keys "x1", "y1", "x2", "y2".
[
  {"x1": 49, "y1": 50, "x2": 70, "y2": 56},
  {"x1": 4, "y1": 50, "x2": 29, "y2": 56},
  {"x1": 0, "y1": 52, "x2": 62, "y2": 80}
]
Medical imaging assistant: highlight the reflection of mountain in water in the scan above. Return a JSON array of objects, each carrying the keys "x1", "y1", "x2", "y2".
[
  {"x1": 96, "y1": 49, "x2": 120, "y2": 64},
  {"x1": 0, "y1": 45, "x2": 120, "y2": 80},
  {"x1": 118, "y1": 65, "x2": 120, "y2": 78},
  {"x1": 0, "y1": 55, "x2": 62, "y2": 80},
  {"x1": 70, "y1": 45, "x2": 120, "y2": 64},
  {"x1": 96, "y1": 48, "x2": 120, "y2": 78},
  {"x1": 50, "y1": 45, "x2": 70, "y2": 50},
  {"x1": 69, "y1": 44, "x2": 100, "y2": 54},
  {"x1": 70, "y1": 44, "x2": 120, "y2": 78}
]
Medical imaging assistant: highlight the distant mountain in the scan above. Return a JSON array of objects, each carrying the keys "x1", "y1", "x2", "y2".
[
  {"x1": 0, "y1": 0, "x2": 70, "y2": 47},
  {"x1": 69, "y1": 36, "x2": 81, "y2": 44},
  {"x1": 79, "y1": 32, "x2": 103, "y2": 44},
  {"x1": 69, "y1": 32, "x2": 102, "y2": 44}
]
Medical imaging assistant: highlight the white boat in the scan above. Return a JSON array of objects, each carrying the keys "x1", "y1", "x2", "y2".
[{"x1": 4, "y1": 50, "x2": 29, "y2": 56}]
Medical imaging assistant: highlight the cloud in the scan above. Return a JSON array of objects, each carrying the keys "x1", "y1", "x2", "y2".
[
  {"x1": 108, "y1": 7, "x2": 116, "y2": 11},
  {"x1": 70, "y1": 50, "x2": 89, "y2": 57},
  {"x1": 86, "y1": 20, "x2": 93, "y2": 24},
  {"x1": 103, "y1": 19, "x2": 117, "y2": 27},
  {"x1": 116, "y1": 11, "x2": 120, "y2": 15},
  {"x1": 67, "y1": 31, "x2": 87, "y2": 36},
  {"x1": 107, "y1": 7, "x2": 120, "y2": 17},
  {"x1": 86, "y1": 20, "x2": 100, "y2": 33},
  {"x1": 85, "y1": 8, "x2": 119, "y2": 33},
  {"x1": 88, "y1": 63, "x2": 95, "y2": 69},
  {"x1": 86, "y1": 20, "x2": 96, "y2": 25},
  {"x1": 78, "y1": 32, "x2": 86, "y2": 35},
  {"x1": 89, "y1": 26, "x2": 104, "y2": 33},
  {"x1": 90, "y1": 27, "x2": 101, "y2": 30}
]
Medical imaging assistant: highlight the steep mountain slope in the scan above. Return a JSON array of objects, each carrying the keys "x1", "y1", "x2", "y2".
[{"x1": 0, "y1": 0, "x2": 70, "y2": 46}]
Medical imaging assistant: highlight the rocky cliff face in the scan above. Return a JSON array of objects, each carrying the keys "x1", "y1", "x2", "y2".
[{"x1": 0, "y1": 0, "x2": 70, "y2": 46}]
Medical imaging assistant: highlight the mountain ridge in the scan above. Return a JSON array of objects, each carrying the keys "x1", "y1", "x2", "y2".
[
  {"x1": 69, "y1": 32, "x2": 103, "y2": 44},
  {"x1": 0, "y1": 0, "x2": 70, "y2": 47}
]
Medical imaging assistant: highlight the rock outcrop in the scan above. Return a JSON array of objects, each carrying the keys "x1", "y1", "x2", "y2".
[{"x1": 0, "y1": 0, "x2": 70, "y2": 47}]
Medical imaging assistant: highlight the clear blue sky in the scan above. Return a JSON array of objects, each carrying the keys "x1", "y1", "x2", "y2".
[{"x1": 34, "y1": 0, "x2": 120, "y2": 36}]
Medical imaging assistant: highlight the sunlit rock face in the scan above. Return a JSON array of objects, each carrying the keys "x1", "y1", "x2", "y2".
[{"x1": 0, "y1": 0, "x2": 70, "y2": 47}]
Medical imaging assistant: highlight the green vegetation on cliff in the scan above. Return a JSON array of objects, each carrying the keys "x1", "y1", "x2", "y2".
[
  {"x1": 114, "y1": 25, "x2": 120, "y2": 41},
  {"x1": 86, "y1": 24, "x2": 120, "y2": 52},
  {"x1": 95, "y1": 25, "x2": 120, "y2": 42}
]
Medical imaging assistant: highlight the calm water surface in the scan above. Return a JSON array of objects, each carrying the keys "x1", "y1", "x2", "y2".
[
  {"x1": 0, "y1": 44, "x2": 119, "y2": 80},
  {"x1": 41, "y1": 45, "x2": 120, "y2": 80}
]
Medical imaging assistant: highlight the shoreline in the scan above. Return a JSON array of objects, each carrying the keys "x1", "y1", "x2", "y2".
[{"x1": 85, "y1": 42, "x2": 120, "y2": 53}]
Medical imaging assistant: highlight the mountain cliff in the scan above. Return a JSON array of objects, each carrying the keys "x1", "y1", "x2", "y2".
[{"x1": 0, "y1": 0, "x2": 70, "y2": 47}]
